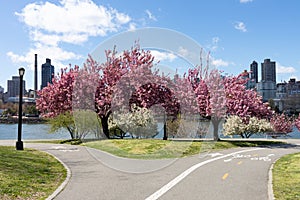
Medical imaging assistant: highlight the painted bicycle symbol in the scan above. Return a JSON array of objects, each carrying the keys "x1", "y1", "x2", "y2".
[{"x1": 224, "y1": 153, "x2": 275, "y2": 162}]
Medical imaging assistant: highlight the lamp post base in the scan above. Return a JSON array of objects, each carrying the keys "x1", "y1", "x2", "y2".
[{"x1": 16, "y1": 141, "x2": 24, "y2": 150}]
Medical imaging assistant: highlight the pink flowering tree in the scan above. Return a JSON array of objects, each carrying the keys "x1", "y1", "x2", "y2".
[
  {"x1": 110, "y1": 54, "x2": 189, "y2": 140},
  {"x1": 206, "y1": 69, "x2": 227, "y2": 140},
  {"x1": 93, "y1": 44, "x2": 182, "y2": 139},
  {"x1": 221, "y1": 74, "x2": 273, "y2": 139},
  {"x1": 186, "y1": 64, "x2": 224, "y2": 140},
  {"x1": 269, "y1": 113, "x2": 294, "y2": 136},
  {"x1": 72, "y1": 57, "x2": 103, "y2": 139},
  {"x1": 36, "y1": 44, "x2": 184, "y2": 140},
  {"x1": 224, "y1": 74, "x2": 272, "y2": 121},
  {"x1": 187, "y1": 62, "x2": 272, "y2": 140},
  {"x1": 295, "y1": 115, "x2": 300, "y2": 131},
  {"x1": 93, "y1": 46, "x2": 159, "y2": 138},
  {"x1": 36, "y1": 66, "x2": 79, "y2": 138}
]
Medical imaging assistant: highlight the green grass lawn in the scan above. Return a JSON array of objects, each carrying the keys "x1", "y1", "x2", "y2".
[
  {"x1": 273, "y1": 152, "x2": 300, "y2": 200},
  {"x1": 83, "y1": 139, "x2": 284, "y2": 159},
  {"x1": 0, "y1": 146, "x2": 67, "y2": 200}
]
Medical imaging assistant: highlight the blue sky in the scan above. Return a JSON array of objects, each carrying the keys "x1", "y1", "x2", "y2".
[{"x1": 1, "y1": 0, "x2": 300, "y2": 91}]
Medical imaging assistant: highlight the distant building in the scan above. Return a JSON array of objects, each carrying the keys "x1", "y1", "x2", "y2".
[
  {"x1": 287, "y1": 78, "x2": 300, "y2": 95},
  {"x1": 41, "y1": 58, "x2": 54, "y2": 89},
  {"x1": 261, "y1": 58, "x2": 276, "y2": 82},
  {"x1": 7, "y1": 76, "x2": 26, "y2": 97},
  {"x1": 0, "y1": 85, "x2": 4, "y2": 93},
  {"x1": 256, "y1": 59, "x2": 277, "y2": 102},
  {"x1": 242, "y1": 69, "x2": 256, "y2": 90},
  {"x1": 276, "y1": 83, "x2": 287, "y2": 98},
  {"x1": 274, "y1": 78, "x2": 300, "y2": 113},
  {"x1": 0, "y1": 86, "x2": 4, "y2": 104},
  {"x1": 257, "y1": 81, "x2": 277, "y2": 102},
  {"x1": 250, "y1": 61, "x2": 258, "y2": 83}
]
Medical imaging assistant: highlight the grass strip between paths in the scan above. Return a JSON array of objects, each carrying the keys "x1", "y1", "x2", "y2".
[
  {"x1": 273, "y1": 152, "x2": 300, "y2": 200},
  {"x1": 82, "y1": 139, "x2": 284, "y2": 159},
  {"x1": 0, "y1": 146, "x2": 67, "y2": 200}
]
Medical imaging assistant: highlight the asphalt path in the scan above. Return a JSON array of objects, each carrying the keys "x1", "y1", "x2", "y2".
[{"x1": 1, "y1": 139, "x2": 300, "y2": 200}]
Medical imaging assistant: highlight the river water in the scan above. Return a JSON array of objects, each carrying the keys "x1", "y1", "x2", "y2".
[
  {"x1": 0, "y1": 123, "x2": 299, "y2": 140},
  {"x1": 0, "y1": 124, "x2": 70, "y2": 140}
]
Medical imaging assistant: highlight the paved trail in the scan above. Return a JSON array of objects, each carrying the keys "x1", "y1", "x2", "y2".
[{"x1": 1, "y1": 139, "x2": 299, "y2": 200}]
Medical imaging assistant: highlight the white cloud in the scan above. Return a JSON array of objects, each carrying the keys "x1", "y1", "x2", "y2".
[
  {"x1": 145, "y1": 9, "x2": 157, "y2": 21},
  {"x1": 212, "y1": 59, "x2": 230, "y2": 67},
  {"x1": 116, "y1": 12, "x2": 131, "y2": 24},
  {"x1": 234, "y1": 21, "x2": 247, "y2": 32},
  {"x1": 178, "y1": 46, "x2": 189, "y2": 57},
  {"x1": 276, "y1": 63, "x2": 296, "y2": 74},
  {"x1": 8, "y1": 0, "x2": 133, "y2": 73},
  {"x1": 150, "y1": 50, "x2": 177, "y2": 62},
  {"x1": 240, "y1": 0, "x2": 253, "y2": 3},
  {"x1": 7, "y1": 43, "x2": 82, "y2": 71},
  {"x1": 15, "y1": 0, "x2": 131, "y2": 46},
  {"x1": 128, "y1": 23, "x2": 137, "y2": 31}
]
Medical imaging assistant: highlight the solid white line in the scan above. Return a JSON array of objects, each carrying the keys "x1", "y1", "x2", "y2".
[{"x1": 145, "y1": 148, "x2": 263, "y2": 200}]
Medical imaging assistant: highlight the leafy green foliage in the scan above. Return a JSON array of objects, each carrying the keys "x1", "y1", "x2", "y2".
[
  {"x1": 73, "y1": 109, "x2": 102, "y2": 139},
  {"x1": 47, "y1": 111, "x2": 77, "y2": 139},
  {"x1": 48, "y1": 110, "x2": 102, "y2": 139}
]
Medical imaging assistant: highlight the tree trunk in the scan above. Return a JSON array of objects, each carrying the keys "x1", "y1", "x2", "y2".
[
  {"x1": 212, "y1": 118, "x2": 220, "y2": 141},
  {"x1": 119, "y1": 129, "x2": 124, "y2": 139},
  {"x1": 101, "y1": 116, "x2": 110, "y2": 139},
  {"x1": 66, "y1": 125, "x2": 74, "y2": 139}
]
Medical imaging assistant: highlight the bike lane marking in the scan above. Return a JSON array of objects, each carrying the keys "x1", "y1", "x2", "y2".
[{"x1": 145, "y1": 148, "x2": 263, "y2": 200}]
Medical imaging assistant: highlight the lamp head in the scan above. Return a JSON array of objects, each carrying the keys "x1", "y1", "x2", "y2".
[{"x1": 19, "y1": 67, "x2": 25, "y2": 76}]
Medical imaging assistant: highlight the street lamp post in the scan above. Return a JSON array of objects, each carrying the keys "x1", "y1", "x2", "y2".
[
  {"x1": 16, "y1": 67, "x2": 25, "y2": 150},
  {"x1": 163, "y1": 112, "x2": 168, "y2": 140}
]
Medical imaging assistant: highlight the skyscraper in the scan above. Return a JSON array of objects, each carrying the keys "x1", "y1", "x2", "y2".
[
  {"x1": 250, "y1": 61, "x2": 258, "y2": 83},
  {"x1": 261, "y1": 58, "x2": 276, "y2": 82},
  {"x1": 41, "y1": 58, "x2": 54, "y2": 89},
  {"x1": 257, "y1": 58, "x2": 277, "y2": 102},
  {"x1": 7, "y1": 76, "x2": 26, "y2": 97}
]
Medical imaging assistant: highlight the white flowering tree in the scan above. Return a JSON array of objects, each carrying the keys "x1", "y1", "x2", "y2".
[
  {"x1": 222, "y1": 115, "x2": 246, "y2": 137},
  {"x1": 109, "y1": 104, "x2": 158, "y2": 138},
  {"x1": 223, "y1": 115, "x2": 273, "y2": 138},
  {"x1": 244, "y1": 117, "x2": 273, "y2": 138}
]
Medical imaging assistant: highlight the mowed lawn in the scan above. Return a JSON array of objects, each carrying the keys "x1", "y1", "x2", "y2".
[
  {"x1": 83, "y1": 139, "x2": 283, "y2": 159},
  {"x1": 0, "y1": 146, "x2": 66, "y2": 200},
  {"x1": 273, "y1": 152, "x2": 300, "y2": 200}
]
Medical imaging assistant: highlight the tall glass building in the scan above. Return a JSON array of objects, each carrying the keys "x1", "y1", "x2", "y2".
[{"x1": 41, "y1": 58, "x2": 54, "y2": 89}]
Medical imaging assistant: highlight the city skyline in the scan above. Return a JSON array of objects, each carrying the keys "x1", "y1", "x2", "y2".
[{"x1": 1, "y1": 0, "x2": 299, "y2": 91}]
